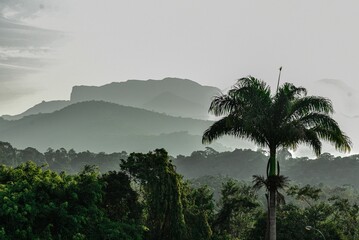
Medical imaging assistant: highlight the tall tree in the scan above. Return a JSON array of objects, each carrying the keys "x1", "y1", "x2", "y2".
[
  {"x1": 202, "y1": 76, "x2": 351, "y2": 240},
  {"x1": 121, "y1": 149, "x2": 187, "y2": 240}
]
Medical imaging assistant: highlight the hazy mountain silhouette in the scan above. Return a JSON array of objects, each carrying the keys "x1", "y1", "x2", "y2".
[
  {"x1": 142, "y1": 91, "x2": 207, "y2": 118},
  {"x1": 0, "y1": 101, "x2": 229, "y2": 155},
  {"x1": 2, "y1": 100, "x2": 70, "y2": 120},
  {"x1": 70, "y1": 77, "x2": 219, "y2": 119},
  {"x1": 2, "y1": 78, "x2": 354, "y2": 156},
  {"x1": 2, "y1": 78, "x2": 220, "y2": 120}
]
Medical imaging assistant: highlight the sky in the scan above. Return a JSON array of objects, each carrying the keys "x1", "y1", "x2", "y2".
[{"x1": 0, "y1": 0, "x2": 359, "y2": 153}]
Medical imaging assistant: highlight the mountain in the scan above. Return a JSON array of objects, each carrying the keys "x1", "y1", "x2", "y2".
[
  {"x1": 142, "y1": 91, "x2": 207, "y2": 118},
  {"x1": 70, "y1": 77, "x2": 220, "y2": 119},
  {"x1": 0, "y1": 101, "x2": 229, "y2": 155},
  {"x1": 3, "y1": 78, "x2": 220, "y2": 120},
  {"x1": 2, "y1": 100, "x2": 70, "y2": 120}
]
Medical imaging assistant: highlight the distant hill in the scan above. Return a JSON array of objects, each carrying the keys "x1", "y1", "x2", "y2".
[
  {"x1": 2, "y1": 100, "x2": 70, "y2": 120},
  {"x1": 2, "y1": 78, "x2": 220, "y2": 120},
  {"x1": 0, "y1": 101, "x2": 229, "y2": 155}
]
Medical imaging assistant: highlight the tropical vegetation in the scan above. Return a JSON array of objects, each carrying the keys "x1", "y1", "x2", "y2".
[{"x1": 0, "y1": 150, "x2": 358, "y2": 239}]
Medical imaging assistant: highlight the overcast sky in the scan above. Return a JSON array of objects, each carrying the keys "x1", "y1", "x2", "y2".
[{"x1": 1, "y1": 0, "x2": 359, "y2": 154}]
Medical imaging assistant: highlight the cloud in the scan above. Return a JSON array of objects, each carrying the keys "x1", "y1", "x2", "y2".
[
  {"x1": 0, "y1": 65, "x2": 34, "y2": 81},
  {"x1": 0, "y1": 65, "x2": 36, "y2": 100},
  {"x1": 0, "y1": 63, "x2": 42, "y2": 71},
  {"x1": 0, "y1": 1, "x2": 66, "y2": 115},
  {"x1": 0, "y1": 47, "x2": 52, "y2": 60},
  {"x1": 0, "y1": 0, "x2": 48, "y2": 21}
]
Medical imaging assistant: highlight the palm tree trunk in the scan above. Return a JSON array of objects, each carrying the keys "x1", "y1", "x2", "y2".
[
  {"x1": 265, "y1": 193, "x2": 269, "y2": 240},
  {"x1": 268, "y1": 147, "x2": 277, "y2": 240},
  {"x1": 268, "y1": 149, "x2": 277, "y2": 176},
  {"x1": 269, "y1": 188, "x2": 277, "y2": 240}
]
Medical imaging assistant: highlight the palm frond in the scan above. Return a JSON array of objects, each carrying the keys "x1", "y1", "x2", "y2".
[
  {"x1": 252, "y1": 175, "x2": 267, "y2": 191},
  {"x1": 301, "y1": 128, "x2": 322, "y2": 156},
  {"x1": 280, "y1": 127, "x2": 323, "y2": 156},
  {"x1": 202, "y1": 116, "x2": 233, "y2": 144},
  {"x1": 208, "y1": 93, "x2": 242, "y2": 116},
  {"x1": 235, "y1": 76, "x2": 270, "y2": 93},
  {"x1": 312, "y1": 126, "x2": 351, "y2": 153},
  {"x1": 280, "y1": 112, "x2": 351, "y2": 155},
  {"x1": 252, "y1": 175, "x2": 289, "y2": 191},
  {"x1": 208, "y1": 76, "x2": 271, "y2": 117},
  {"x1": 288, "y1": 96, "x2": 333, "y2": 121},
  {"x1": 275, "y1": 82, "x2": 307, "y2": 100},
  {"x1": 268, "y1": 175, "x2": 290, "y2": 191},
  {"x1": 272, "y1": 83, "x2": 307, "y2": 126},
  {"x1": 252, "y1": 175, "x2": 289, "y2": 206},
  {"x1": 202, "y1": 114, "x2": 269, "y2": 146}
]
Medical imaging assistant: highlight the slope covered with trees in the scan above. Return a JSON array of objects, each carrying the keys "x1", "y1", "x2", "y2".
[
  {"x1": 175, "y1": 148, "x2": 359, "y2": 189},
  {"x1": 0, "y1": 101, "x2": 230, "y2": 155}
]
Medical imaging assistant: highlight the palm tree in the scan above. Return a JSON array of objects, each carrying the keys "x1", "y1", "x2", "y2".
[{"x1": 202, "y1": 76, "x2": 351, "y2": 240}]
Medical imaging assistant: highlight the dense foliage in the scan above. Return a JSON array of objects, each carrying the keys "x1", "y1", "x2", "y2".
[
  {"x1": 0, "y1": 141, "x2": 126, "y2": 173},
  {"x1": 0, "y1": 143, "x2": 358, "y2": 239},
  {"x1": 3, "y1": 141, "x2": 358, "y2": 190},
  {"x1": 175, "y1": 147, "x2": 359, "y2": 189},
  {"x1": 0, "y1": 162, "x2": 143, "y2": 239}
]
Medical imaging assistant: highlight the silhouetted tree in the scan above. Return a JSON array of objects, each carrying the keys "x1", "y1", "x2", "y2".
[{"x1": 202, "y1": 76, "x2": 351, "y2": 240}]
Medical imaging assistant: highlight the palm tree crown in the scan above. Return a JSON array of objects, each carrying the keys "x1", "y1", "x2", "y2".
[{"x1": 202, "y1": 76, "x2": 351, "y2": 176}]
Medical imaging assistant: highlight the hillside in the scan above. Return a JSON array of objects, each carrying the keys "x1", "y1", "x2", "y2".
[
  {"x1": 175, "y1": 148, "x2": 359, "y2": 188},
  {"x1": 0, "y1": 101, "x2": 228, "y2": 155},
  {"x1": 2, "y1": 100, "x2": 70, "y2": 120}
]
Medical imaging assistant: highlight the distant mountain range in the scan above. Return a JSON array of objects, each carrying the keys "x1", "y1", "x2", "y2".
[
  {"x1": 2, "y1": 100, "x2": 70, "y2": 120},
  {"x1": 1, "y1": 77, "x2": 354, "y2": 156},
  {"x1": 3, "y1": 78, "x2": 220, "y2": 120},
  {"x1": 70, "y1": 77, "x2": 219, "y2": 119},
  {"x1": 0, "y1": 78, "x2": 237, "y2": 155}
]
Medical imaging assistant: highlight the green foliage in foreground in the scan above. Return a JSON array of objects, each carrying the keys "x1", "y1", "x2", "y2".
[
  {"x1": 0, "y1": 149, "x2": 358, "y2": 239},
  {"x1": 121, "y1": 149, "x2": 213, "y2": 240},
  {"x1": 0, "y1": 162, "x2": 143, "y2": 240}
]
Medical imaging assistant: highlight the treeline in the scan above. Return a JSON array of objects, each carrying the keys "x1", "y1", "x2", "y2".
[
  {"x1": 175, "y1": 148, "x2": 359, "y2": 189},
  {"x1": 0, "y1": 148, "x2": 358, "y2": 239},
  {"x1": 2, "y1": 141, "x2": 359, "y2": 189},
  {"x1": 0, "y1": 142, "x2": 359, "y2": 189},
  {"x1": 0, "y1": 141, "x2": 126, "y2": 173}
]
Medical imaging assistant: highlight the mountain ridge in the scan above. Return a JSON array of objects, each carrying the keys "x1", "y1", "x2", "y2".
[
  {"x1": 0, "y1": 100, "x2": 230, "y2": 155},
  {"x1": 3, "y1": 77, "x2": 220, "y2": 120}
]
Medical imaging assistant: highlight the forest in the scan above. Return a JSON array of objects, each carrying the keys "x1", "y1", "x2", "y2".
[
  {"x1": 0, "y1": 142, "x2": 358, "y2": 239},
  {"x1": 1, "y1": 141, "x2": 358, "y2": 189}
]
